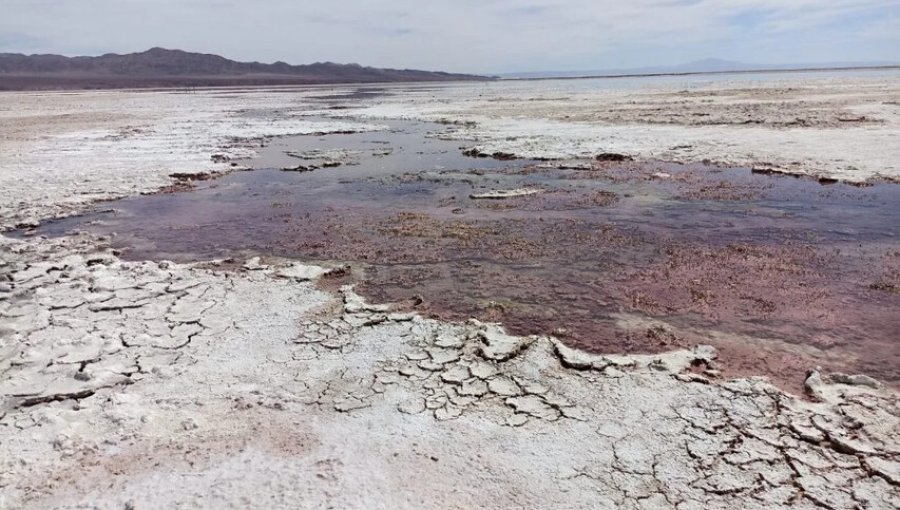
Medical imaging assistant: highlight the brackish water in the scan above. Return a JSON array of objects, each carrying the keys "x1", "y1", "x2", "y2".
[{"x1": 26, "y1": 119, "x2": 900, "y2": 391}]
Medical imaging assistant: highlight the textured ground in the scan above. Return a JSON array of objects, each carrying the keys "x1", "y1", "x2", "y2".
[
  {"x1": 1, "y1": 74, "x2": 899, "y2": 509},
  {"x1": 353, "y1": 71, "x2": 900, "y2": 183}
]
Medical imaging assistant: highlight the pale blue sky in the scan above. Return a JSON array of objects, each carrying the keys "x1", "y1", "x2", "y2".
[{"x1": 1, "y1": 0, "x2": 897, "y2": 73}]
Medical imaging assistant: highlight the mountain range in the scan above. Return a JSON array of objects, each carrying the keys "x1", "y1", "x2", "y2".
[{"x1": 0, "y1": 47, "x2": 489, "y2": 90}]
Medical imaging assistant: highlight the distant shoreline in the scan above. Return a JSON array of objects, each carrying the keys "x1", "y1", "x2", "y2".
[
  {"x1": 2, "y1": 64, "x2": 896, "y2": 92},
  {"x1": 501, "y1": 65, "x2": 900, "y2": 81}
]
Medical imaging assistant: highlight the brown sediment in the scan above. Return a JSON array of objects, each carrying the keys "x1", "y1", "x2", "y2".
[
  {"x1": 677, "y1": 179, "x2": 769, "y2": 201},
  {"x1": 613, "y1": 242, "x2": 900, "y2": 394},
  {"x1": 595, "y1": 153, "x2": 633, "y2": 162},
  {"x1": 314, "y1": 264, "x2": 355, "y2": 293},
  {"x1": 463, "y1": 148, "x2": 519, "y2": 160},
  {"x1": 868, "y1": 250, "x2": 900, "y2": 294},
  {"x1": 153, "y1": 171, "x2": 220, "y2": 194}
]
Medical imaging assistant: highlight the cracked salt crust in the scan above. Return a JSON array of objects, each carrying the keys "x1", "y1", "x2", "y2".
[
  {"x1": 1, "y1": 80, "x2": 899, "y2": 508},
  {"x1": 2, "y1": 237, "x2": 898, "y2": 509}
]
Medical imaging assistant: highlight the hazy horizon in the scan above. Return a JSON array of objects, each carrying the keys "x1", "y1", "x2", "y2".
[{"x1": 2, "y1": 1, "x2": 898, "y2": 74}]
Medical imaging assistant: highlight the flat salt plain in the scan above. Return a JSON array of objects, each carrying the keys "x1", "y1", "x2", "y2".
[{"x1": 1, "y1": 70, "x2": 899, "y2": 509}]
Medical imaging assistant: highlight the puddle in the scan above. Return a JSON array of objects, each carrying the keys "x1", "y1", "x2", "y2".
[{"x1": 26, "y1": 119, "x2": 900, "y2": 393}]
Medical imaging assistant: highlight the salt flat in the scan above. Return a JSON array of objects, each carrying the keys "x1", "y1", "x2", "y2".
[
  {"x1": 354, "y1": 70, "x2": 900, "y2": 183},
  {"x1": 1, "y1": 72, "x2": 899, "y2": 509}
]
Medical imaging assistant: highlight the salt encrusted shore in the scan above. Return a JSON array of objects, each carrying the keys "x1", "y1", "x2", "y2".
[
  {"x1": 1, "y1": 76, "x2": 899, "y2": 509},
  {"x1": 353, "y1": 72, "x2": 900, "y2": 183}
]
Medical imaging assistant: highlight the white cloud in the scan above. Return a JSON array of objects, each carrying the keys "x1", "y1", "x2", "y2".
[{"x1": 1, "y1": 0, "x2": 897, "y2": 72}]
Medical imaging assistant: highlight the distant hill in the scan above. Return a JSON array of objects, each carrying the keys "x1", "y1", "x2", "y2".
[
  {"x1": 502, "y1": 58, "x2": 900, "y2": 79},
  {"x1": 0, "y1": 47, "x2": 490, "y2": 90}
]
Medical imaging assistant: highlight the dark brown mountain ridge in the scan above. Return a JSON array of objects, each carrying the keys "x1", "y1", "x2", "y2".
[{"x1": 0, "y1": 47, "x2": 490, "y2": 90}]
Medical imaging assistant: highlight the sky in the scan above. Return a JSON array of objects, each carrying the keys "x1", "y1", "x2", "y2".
[{"x1": 1, "y1": 0, "x2": 898, "y2": 74}]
